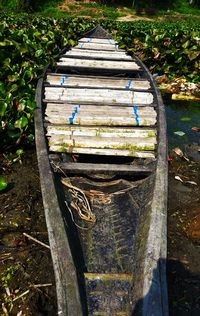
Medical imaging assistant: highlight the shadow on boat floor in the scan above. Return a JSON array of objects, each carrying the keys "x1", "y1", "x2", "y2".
[{"x1": 0, "y1": 149, "x2": 200, "y2": 315}]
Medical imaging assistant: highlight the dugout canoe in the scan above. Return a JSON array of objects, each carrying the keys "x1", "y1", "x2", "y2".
[{"x1": 35, "y1": 26, "x2": 168, "y2": 316}]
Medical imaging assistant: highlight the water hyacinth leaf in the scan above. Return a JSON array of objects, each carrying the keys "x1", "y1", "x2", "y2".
[
  {"x1": 174, "y1": 131, "x2": 186, "y2": 136},
  {"x1": 0, "y1": 102, "x2": 7, "y2": 116},
  {"x1": 14, "y1": 116, "x2": 28, "y2": 130},
  {"x1": 0, "y1": 176, "x2": 8, "y2": 191},
  {"x1": 27, "y1": 134, "x2": 34, "y2": 142},
  {"x1": 180, "y1": 117, "x2": 191, "y2": 121},
  {"x1": 35, "y1": 49, "x2": 43, "y2": 57}
]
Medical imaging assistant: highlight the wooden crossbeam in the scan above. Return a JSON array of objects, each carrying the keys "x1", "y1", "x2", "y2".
[
  {"x1": 49, "y1": 146, "x2": 155, "y2": 158},
  {"x1": 52, "y1": 162, "x2": 153, "y2": 176}
]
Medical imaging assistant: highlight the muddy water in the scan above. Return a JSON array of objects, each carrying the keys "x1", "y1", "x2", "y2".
[
  {"x1": 165, "y1": 97, "x2": 200, "y2": 316},
  {"x1": 0, "y1": 99, "x2": 200, "y2": 315}
]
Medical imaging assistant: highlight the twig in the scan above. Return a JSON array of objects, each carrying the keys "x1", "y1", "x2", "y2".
[
  {"x1": 31, "y1": 283, "x2": 52, "y2": 288},
  {"x1": 12, "y1": 290, "x2": 30, "y2": 302},
  {"x1": 23, "y1": 233, "x2": 50, "y2": 249}
]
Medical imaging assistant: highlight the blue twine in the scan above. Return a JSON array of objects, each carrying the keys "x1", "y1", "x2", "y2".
[
  {"x1": 133, "y1": 105, "x2": 139, "y2": 126},
  {"x1": 126, "y1": 80, "x2": 132, "y2": 90},
  {"x1": 60, "y1": 75, "x2": 68, "y2": 86},
  {"x1": 69, "y1": 103, "x2": 80, "y2": 125},
  {"x1": 60, "y1": 76, "x2": 65, "y2": 86}
]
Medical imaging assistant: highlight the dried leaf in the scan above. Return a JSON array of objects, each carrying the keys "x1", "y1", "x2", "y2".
[
  {"x1": 175, "y1": 175, "x2": 184, "y2": 182},
  {"x1": 185, "y1": 181, "x2": 198, "y2": 186}
]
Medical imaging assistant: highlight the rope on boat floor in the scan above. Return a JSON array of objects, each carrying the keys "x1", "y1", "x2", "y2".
[{"x1": 51, "y1": 161, "x2": 96, "y2": 229}]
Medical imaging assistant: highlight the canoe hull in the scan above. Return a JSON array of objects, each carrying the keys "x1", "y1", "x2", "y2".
[{"x1": 35, "y1": 26, "x2": 168, "y2": 315}]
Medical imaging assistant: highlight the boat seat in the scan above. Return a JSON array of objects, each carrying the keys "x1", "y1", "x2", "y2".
[{"x1": 43, "y1": 37, "x2": 157, "y2": 159}]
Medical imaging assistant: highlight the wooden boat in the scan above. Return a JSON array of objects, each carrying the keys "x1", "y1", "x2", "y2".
[{"x1": 35, "y1": 26, "x2": 168, "y2": 315}]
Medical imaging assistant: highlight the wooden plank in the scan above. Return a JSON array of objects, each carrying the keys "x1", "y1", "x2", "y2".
[
  {"x1": 45, "y1": 75, "x2": 151, "y2": 90},
  {"x1": 45, "y1": 105, "x2": 157, "y2": 119},
  {"x1": 63, "y1": 49, "x2": 132, "y2": 61},
  {"x1": 78, "y1": 38, "x2": 117, "y2": 44},
  {"x1": 46, "y1": 125, "x2": 157, "y2": 138},
  {"x1": 57, "y1": 58, "x2": 140, "y2": 71},
  {"x1": 75, "y1": 42, "x2": 121, "y2": 51},
  {"x1": 53, "y1": 162, "x2": 153, "y2": 176},
  {"x1": 44, "y1": 88, "x2": 153, "y2": 105},
  {"x1": 46, "y1": 104, "x2": 156, "y2": 114},
  {"x1": 45, "y1": 115, "x2": 157, "y2": 126},
  {"x1": 48, "y1": 135, "x2": 156, "y2": 149},
  {"x1": 48, "y1": 146, "x2": 155, "y2": 158}
]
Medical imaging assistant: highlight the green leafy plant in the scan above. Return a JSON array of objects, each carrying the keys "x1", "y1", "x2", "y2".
[
  {"x1": 0, "y1": 14, "x2": 200, "y2": 150},
  {"x1": 0, "y1": 176, "x2": 7, "y2": 191}
]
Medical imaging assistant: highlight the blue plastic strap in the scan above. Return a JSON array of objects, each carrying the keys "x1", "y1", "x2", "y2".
[
  {"x1": 80, "y1": 43, "x2": 84, "y2": 48},
  {"x1": 133, "y1": 105, "x2": 139, "y2": 126},
  {"x1": 60, "y1": 75, "x2": 68, "y2": 86},
  {"x1": 126, "y1": 80, "x2": 132, "y2": 90},
  {"x1": 69, "y1": 103, "x2": 80, "y2": 125},
  {"x1": 60, "y1": 76, "x2": 65, "y2": 86}
]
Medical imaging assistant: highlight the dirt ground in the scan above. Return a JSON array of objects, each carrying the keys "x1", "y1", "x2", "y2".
[
  {"x1": 0, "y1": 149, "x2": 57, "y2": 316},
  {"x1": 0, "y1": 148, "x2": 200, "y2": 315}
]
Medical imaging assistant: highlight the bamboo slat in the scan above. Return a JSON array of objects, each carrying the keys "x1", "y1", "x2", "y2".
[
  {"x1": 57, "y1": 58, "x2": 140, "y2": 71},
  {"x1": 46, "y1": 75, "x2": 151, "y2": 90},
  {"x1": 45, "y1": 115, "x2": 156, "y2": 126},
  {"x1": 46, "y1": 125, "x2": 157, "y2": 139},
  {"x1": 45, "y1": 105, "x2": 157, "y2": 118},
  {"x1": 44, "y1": 88, "x2": 153, "y2": 105},
  {"x1": 49, "y1": 146, "x2": 155, "y2": 158},
  {"x1": 48, "y1": 135, "x2": 156, "y2": 150},
  {"x1": 78, "y1": 38, "x2": 117, "y2": 45},
  {"x1": 63, "y1": 49, "x2": 132, "y2": 61},
  {"x1": 75, "y1": 42, "x2": 121, "y2": 51}
]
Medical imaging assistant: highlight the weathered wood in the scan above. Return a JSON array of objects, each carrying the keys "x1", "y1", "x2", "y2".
[
  {"x1": 49, "y1": 145, "x2": 155, "y2": 158},
  {"x1": 57, "y1": 58, "x2": 140, "y2": 71},
  {"x1": 45, "y1": 115, "x2": 157, "y2": 126},
  {"x1": 53, "y1": 162, "x2": 153, "y2": 176},
  {"x1": 48, "y1": 135, "x2": 156, "y2": 151},
  {"x1": 76, "y1": 42, "x2": 122, "y2": 51},
  {"x1": 44, "y1": 88, "x2": 153, "y2": 105},
  {"x1": 47, "y1": 125, "x2": 157, "y2": 138},
  {"x1": 46, "y1": 74, "x2": 151, "y2": 90},
  {"x1": 46, "y1": 104, "x2": 155, "y2": 112},
  {"x1": 63, "y1": 49, "x2": 132, "y2": 61},
  {"x1": 78, "y1": 38, "x2": 117, "y2": 44}
]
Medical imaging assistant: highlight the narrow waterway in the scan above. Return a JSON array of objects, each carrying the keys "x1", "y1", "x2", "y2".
[{"x1": 165, "y1": 96, "x2": 200, "y2": 316}]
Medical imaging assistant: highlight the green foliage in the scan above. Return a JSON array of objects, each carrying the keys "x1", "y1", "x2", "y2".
[
  {"x1": 0, "y1": 14, "x2": 200, "y2": 149},
  {"x1": 0, "y1": 175, "x2": 7, "y2": 191}
]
